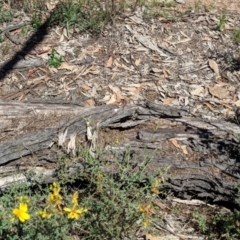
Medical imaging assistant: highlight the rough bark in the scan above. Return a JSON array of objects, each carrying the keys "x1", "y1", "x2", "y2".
[{"x1": 0, "y1": 100, "x2": 240, "y2": 207}]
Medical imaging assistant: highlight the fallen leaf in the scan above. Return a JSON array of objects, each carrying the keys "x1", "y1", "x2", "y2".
[
  {"x1": 59, "y1": 31, "x2": 66, "y2": 42},
  {"x1": 18, "y1": 93, "x2": 24, "y2": 101},
  {"x1": 81, "y1": 66, "x2": 99, "y2": 76},
  {"x1": 106, "y1": 93, "x2": 117, "y2": 104},
  {"x1": 121, "y1": 86, "x2": 137, "y2": 93},
  {"x1": 190, "y1": 87, "x2": 204, "y2": 96},
  {"x1": 234, "y1": 100, "x2": 240, "y2": 107},
  {"x1": 135, "y1": 58, "x2": 141, "y2": 66},
  {"x1": 46, "y1": 0, "x2": 58, "y2": 10},
  {"x1": 87, "y1": 46, "x2": 101, "y2": 53},
  {"x1": 133, "y1": 83, "x2": 147, "y2": 94},
  {"x1": 208, "y1": 85, "x2": 229, "y2": 99},
  {"x1": 158, "y1": 17, "x2": 168, "y2": 22},
  {"x1": 169, "y1": 138, "x2": 181, "y2": 148},
  {"x1": 145, "y1": 234, "x2": 160, "y2": 240},
  {"x1": 40, "y1": 46, "x2": 51, "y2": 53},
  {"x1": 204, "y1": 102, "x2": 215, "y2": 111},
  {"x1": 101, "y1": 94, "x2": 111, "y2": 102},
  {"x1": 151, "y1": 67, "x2": 162, "y2": 73},
  {"x1": 84, "y1": 99, "x2": 95, "y2": 107},
  {"x1": 106, "y1": 56, "x2": 113, "y2": 68},
  {"x1": 58, "y1": 62, "x2": 74, "y2": 71},
  {"x1": 81, "y1": 83, "x2": 91, "y2": 91},
  {"x1": 115, "y1": 61, "x2": 134, "y2": 72},
  {"x1": 162, "y1": 41, "x2": 169, "y2": 47},
  {"x1": 208, "y1": 59, "x2": 220, "y2": 77},
  {"x1": 225, "y1": 24, "x2": 234, "y2": 30},
  {"x1": 181, "y1": 145, "x2": 188, "y2": 155},
  {"x1": 220, "y1": 103, "x2": 232, "y2": 109},
  {"x1": 92, "y1": 46, "x2": 101, "y2": 52},
  {"x1": 163, "y1": 98, "x2": 174, "y2": 105},
  {"x1": 201, "y1": 36, "x2": 210, "y2": 41},
  {"x1": 162, "y1": 68, "x2": 168, "y2": 78}
]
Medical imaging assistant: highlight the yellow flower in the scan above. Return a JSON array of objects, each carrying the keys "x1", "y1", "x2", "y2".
[
  {"x1": 138, "y1": 203, "x2": 154, "y2": 215},
  {"x1": 9, "y1": 215, "x2": 15, "y2": 223},
  {"x1": 142, "y1": 218, "x2": 149, "y2": 227},
  {"x1": 48, "y1": 192, "x2": 63, "y2": 203},
  {"x1": 18, "y1": 196, "x2": 29, "y2": 204},
  {"x1": 138, "y1": 203, "x2": 154, "y2": 228},
  {"x1": 48, "y1": 182, "x2": 63, "y2": 210},
  {"x1": 48, "y1": 193, "x2": 63, "y2": 211},
  {"x1": 49, "y1": 182, "x2": 61, "y2": 197},
  {"x1": 38, "y1": 210, "x2": 52, "y2": 219},
  {"x1": 64, "y1": 206, "x2": 88, "y2": 219},
  {"x1": 151, "y1": 179, "x2": 160, "y2": 194},
  {"x1": 49, "y1": 182, "x2": 61, "y2": 192},
  {"x1": 71, "y1": 192, "x2": 79, "y2": 206},
  {"x1": 13, "y1": 203, "x2": 30, "y2": 222}
]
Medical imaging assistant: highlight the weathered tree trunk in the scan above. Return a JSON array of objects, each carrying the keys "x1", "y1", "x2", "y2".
[{"x1": 0, "y1": 100, "x2": 240, "y2": 207}]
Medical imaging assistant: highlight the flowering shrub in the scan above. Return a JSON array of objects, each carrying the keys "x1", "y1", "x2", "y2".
[{"x1": 0, "y1": 147, "x2": 165, "y2": 239}]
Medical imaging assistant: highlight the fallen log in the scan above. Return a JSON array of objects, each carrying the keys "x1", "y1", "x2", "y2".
[{"x1": 0, "y1": 100, "x2": 240, "y2": 207}]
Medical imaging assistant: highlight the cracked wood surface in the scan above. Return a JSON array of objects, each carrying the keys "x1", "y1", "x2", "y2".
[{"x1": 0, "y1": 101, "x2": 239, "y2": 207}]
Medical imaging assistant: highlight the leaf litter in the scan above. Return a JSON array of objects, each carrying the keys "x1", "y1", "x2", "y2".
[{"x1": 0, "y1": 0, "x2": 240, "y2": 239}]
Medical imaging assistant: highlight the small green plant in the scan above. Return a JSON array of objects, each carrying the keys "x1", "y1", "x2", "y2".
[
  {"x1": 232, "y1": 28, "x2": 240, "y2": 43},
  {"x1": 0, "y1": 140, "x2": 166, "y2": 239},
  {"x1": 193, "y1": 211, "x2": 208, "y2": 233},
  {"x1": 30, "y1": 1, "x2": 43, "y2": 28},
  {"x1": 203, "y1": 2, "x2": 215, "y2": 12},
  {"x1": 49, "y1": 0, "x2": 111, "y2": 35},
  {"x1": 31, "y1": 12, "x2": 42, "y2": 28},
  {"x1": 1, "y1": 41, "x2": 10, "y2": 56},
  {"x1": 209, "y1": 187, "x2": 240, "y2": 239},
  {"x1": 0, "y1": 33, "x2": 4, "y2": 42},
  {"x1": 0, "y1": 182, "x2": 88, "y2": 239},
  {"x1": 48, "y1": 49, "x2": 63, "y2": 68},
  {"x1": 212, "y1": 210, "x2": 240, "y2": 239},
  {"x1": 20, "y1": 25, "x2": 32, "y2": 36},
  {"x1": 143, "y1": 0, "x2": 183, "y2": 22},
  {"x1": 160, "y1": 0, "x2": 176, "y2": 8},
  {"x1": 216, "y1": 15, "x2": 226, "y2": 31},
  {"x1": 0, "y1": 0, "x2": 13, "y2": 24}
]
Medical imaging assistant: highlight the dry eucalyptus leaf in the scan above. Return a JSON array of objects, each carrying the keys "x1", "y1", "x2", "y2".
[
  {"x1": 191, "y1": 87, "x2": 204, "y2": 96},
  {"x1": 101, "y1": 94, "x2": 111, "y2": 102},
  {"x1": 106, "y1": 93, "x2": 117, "y2": 104},
  {"x1": 135, "y1": 58, "x2": 141, "y2": 66},
  {"x1": 234, "y1": 100, "x2": 240, "y2": 107},
  {"x1": 106, "y1": 56, "x2": 113, "y2": 68},
  {"x1": 145, "y1": 234, "x2": 160, "y2": 240},
  {"x1": 205, "y1": 102, "x2": 215, "y2": 111},
  {"x1": 81, "y1": 83, "x2": 91, "y2": 91},
  {"x1": 208, "y1": 59, "x2": 220, "y2": 77},
  {"x1": 84, "y1": 99, "x2": 95, "y2": 107},
  {"x1": 163, "y1": 98, "x2": 174, "y2": 105},
  {"x1": 58, "y1": 63, "x2": 74, "y2": 71},
  {"x1": 151, "y1": 67, "x2": 162, "y2": 73},
  {"x1": 169, "y1": 138, "x2": 181, "y2": 148},
  {"x1": 121, "y1": 86, "x2": 136, "y2": 92},
  {"x1": 201, "y1": 36, "x2": 210, "y2": 41},
  {"x1": 181, "y1": 145, "x2": 188, "y2": 155},
  {"x1": 133, "y1": 83, "x2": 147, "y2": 94},
  {"x1": 208, "y1": 85, "x2": 229, "y2": 99},
  {"x1": 162, "y1": 68, "x2": 168, "y2": 78}
]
